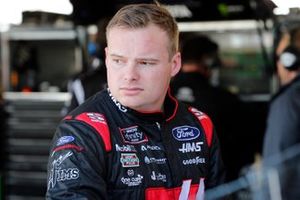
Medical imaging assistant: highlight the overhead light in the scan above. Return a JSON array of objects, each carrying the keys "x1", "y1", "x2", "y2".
[
  {"x1": 163, "y1": 4, "x2": 193, "y2": 18},
  {"x1": 271, "y1": 0, "x2": 300, "y2": 15},
  {"x1": 0, "y1": 0, "x2": 72, "y2": 26},
  {"x1": 273, "y1": 7, "x2": 290, "y2": 15},
  {"x1": 271, "y1": 0, "x2": 300, "y2": 8}
]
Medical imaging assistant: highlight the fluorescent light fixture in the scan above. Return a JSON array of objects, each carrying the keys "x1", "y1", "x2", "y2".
[
  {"x1": 0, "y1": 0, "x2": 73, "y2": 25},
  {"x1": 273, "y1": 7, "x2": 290, "y2": 15},
  {"x1": 271, "y1": 0, "x2": 300, "y2": 15},
  {"x1": 271, "y1": 0, "x2": 300, "y2": 8}
]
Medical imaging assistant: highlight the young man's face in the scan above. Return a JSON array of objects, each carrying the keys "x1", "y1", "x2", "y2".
[{"x1": 105, "y1": 24, "x2": 181, "y2": 112}]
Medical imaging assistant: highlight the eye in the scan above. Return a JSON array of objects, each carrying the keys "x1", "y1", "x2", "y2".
[
  {"x1": 112, "y1": 58, "x2": 121, "y2": 64},
  {"x1": 139, "y1": 60, "x2": 155, "y2": 66}
]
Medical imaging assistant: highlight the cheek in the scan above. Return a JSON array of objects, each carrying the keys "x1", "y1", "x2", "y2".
[
  {"x1": 107, "y1": 68, "x2": 118, "y2": 84},
  {"x1": 148, "y1": 70, "x2": 171, "y2": 86}
]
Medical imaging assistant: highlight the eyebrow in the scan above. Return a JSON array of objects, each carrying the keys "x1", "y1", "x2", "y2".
[
  {"x1": 136, "y1": 58, "x2": 159, "y2": 62},
  {"x1": 110, "y1": 53, "x2": 124, "y2": 58},
  {"x1": 110, "y1": 53, "x2": 159, "y2": 62}
]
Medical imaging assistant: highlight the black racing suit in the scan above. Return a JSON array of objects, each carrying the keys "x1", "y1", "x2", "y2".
[{"x1": 46, "y1": 88, "x2": 225, "y2": 200}]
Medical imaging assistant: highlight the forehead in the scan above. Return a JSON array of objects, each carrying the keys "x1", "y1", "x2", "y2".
[
  {"x1": 107, "y1": 23, "x2": 166, "y2": 38},
  {"x1": 107, "y1": 25, "x2": 169, "y2": 54}
]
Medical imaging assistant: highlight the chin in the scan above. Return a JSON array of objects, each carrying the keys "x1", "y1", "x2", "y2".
[{"x1": 120, "y1": 99, "x2": 140, "y2": 109}]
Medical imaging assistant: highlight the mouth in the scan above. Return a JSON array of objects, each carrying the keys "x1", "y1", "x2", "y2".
[{"x1": 120, "y1": 87, "x2": 143, "y2": 95}]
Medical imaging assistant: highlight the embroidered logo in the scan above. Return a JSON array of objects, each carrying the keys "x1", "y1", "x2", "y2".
[
  {"x1": 120, "y1": 126, "x2": 148, "y2": 144},
  {"x1": 108, "y1": 91, "x2": 127, "y2": 112},
  {"x1": 48, "y1": 151, "x2": 80, "y2": 189},
  {"x1": 178, "y1": 142, "x2": 203, "y2": 153},
  {"x1": 56, "y1": 136, "x2": 75, "y2": 146},
  {"x1": 172, "y1": 126, "x2": 200, "y2": 141},
  {"x1": 120, "y1": 153, "x2": 140, "y2": 168}
]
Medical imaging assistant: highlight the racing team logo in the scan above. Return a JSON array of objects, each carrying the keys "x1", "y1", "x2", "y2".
[{"x1": 119, "y1": 126, "x2": 148, "y2": 144}]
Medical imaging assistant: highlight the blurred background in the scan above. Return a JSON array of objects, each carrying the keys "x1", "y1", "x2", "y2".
[{"x1": 0, "y1": 0, "x2": 299, "y2": 199}]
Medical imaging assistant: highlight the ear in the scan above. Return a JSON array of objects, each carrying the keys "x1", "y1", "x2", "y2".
[
  {"x1": 170, "y1": 52, "x2": 182, "y2": 77},
  {"x1": 104, "y1": 47, "x2": 109, "y2": 67}
]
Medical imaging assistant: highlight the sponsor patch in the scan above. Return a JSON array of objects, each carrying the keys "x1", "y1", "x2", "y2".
[
  {"x1": 86, "y1": 113, "x2": 106, "y2": 123},
  {"x1": 141, "y1": 145, "x2": 161, "y2": 151},
  {"x1": 121, "y1": 174, "x2": 143, "y2": 186},
  {"x1": 115, "y1": 144, "x2": 136, "y2": 152},
  {"x1": 127, "y1": 169, "x2": 135, "y2": 176},
  {"x1": 120, "y1": 153, "x2": 140, "y2": 168},
  {"x1": 144, "y1": 156, "x2": 167, "y2": 165},
  {"x1": 172, "y1": 126, "x2": 200, "y2": 141},
  {"x1": 179, "y1": 142, "x2": 203, "y2": 153},
  {"x1": 182, "y1": 156, "x2": 205, "y2": 165},
  {"x1": 151, "y1": 171, "x2": 167, "y2": 182},
  {"x1": 56, "y1": 136, "x2": 75, "y2": 146},
  {"x1": 120, "y1": 126, "x2": 148, "y2": 144},
  {"x1": 56, "y1": 168, "x2": 80, "y2": 182}
]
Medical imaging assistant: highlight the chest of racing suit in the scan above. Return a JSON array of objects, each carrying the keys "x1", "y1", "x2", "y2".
[{"x1": 46, "y1": 89, "x2": 224, "y2": 200}]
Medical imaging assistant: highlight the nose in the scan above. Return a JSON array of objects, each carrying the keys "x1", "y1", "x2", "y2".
[{"x1": 124, "y1": 63, "x2": 139, "y2": 82}]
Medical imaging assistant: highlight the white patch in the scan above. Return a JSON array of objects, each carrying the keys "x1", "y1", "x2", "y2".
[
  {"x1": 182, "y1": 156, "x2": 205, "y2": 165},
  {"x1": 121, "y1": 174, "x2": 143, "y2": 187},
  {"x1": 56, "y1": 168, "x2": 79, "y2": 182},
  {"x1": 144, "y1": 156, "x2": 167, "y2": 165},
  {"x1": 179, "y1": 142, "x2": 203, "y2": 153},
  {"x1": 151, "y1": 171, "x2": 167, "y2": 182},
  {"x1": 141, "y1": 145, "x2": 161, "y2": 151},
  {"x1": 86, "y1": 113, "x2": 106, "y2": 123},
  {"x1": 115, "y1": 144, "x2": 136, "y2": 152}
]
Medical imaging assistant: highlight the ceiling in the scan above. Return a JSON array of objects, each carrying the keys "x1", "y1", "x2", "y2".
[{"x1": 69, "y1": 0, "x2": 276, "y2": 25}]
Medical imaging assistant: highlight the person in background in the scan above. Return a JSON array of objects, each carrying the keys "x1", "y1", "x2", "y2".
[
  {"x1": 263, "y1": 43, "x2": 300, "y2": 157},
  {"x1": 263, "y1": 25, "x2": 300, "y2": 157},
  {"x1": 65, "y1": 56, "x2": 107, "y2": 113},
  {"x1": 64, "y1": 19, "x2": 110, "y2": 113},
  {"x1": 46, "y1": 3, "x2": 224, "y2": 199},
  {"x1": 171, "y1": 35, "x2": 245, "y2": 182},
  {"x1": 262, "y1": 27, "x2": 300, "y2": 199}
]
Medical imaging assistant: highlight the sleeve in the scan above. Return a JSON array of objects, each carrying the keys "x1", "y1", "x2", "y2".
[
  {"x1": 263, "y1": 92, "x2": 300, "y2": 157},
  {"x1": 206, "y1": 128, "x2": 226, "y2": 189},
  {"x1": 278, "y1": 92, "x2": 300, "y2": 149},
  {"x1": 46, "y1": 120, "x2": 109, "y2": 200}
]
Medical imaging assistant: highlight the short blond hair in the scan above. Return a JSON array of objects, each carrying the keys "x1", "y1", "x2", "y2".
[{"x1": 106, "y1": 3, "x2": 179, "y2": 57}]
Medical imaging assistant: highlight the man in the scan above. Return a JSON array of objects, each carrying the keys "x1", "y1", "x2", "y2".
[
  {"x1": 263, "y1": 44, "x2": 300, "y2": 157},
  {"x1": 171, "y1": 36, "x2": 244, "y2": 181},
  {"x1": 46, "y1": 3, "x2": 224, "y2": 199},
  {"x1": 262, "y1": 42, "x2": 300, "y2": 199}
]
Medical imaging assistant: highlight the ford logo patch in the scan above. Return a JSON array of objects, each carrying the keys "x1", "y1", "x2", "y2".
[
  {"x1": 172, "y1": 126, "x2": 200, "y2": 141},
  {"x1": 56, "y1": 136, "x2": 75, "y2": 146}
]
